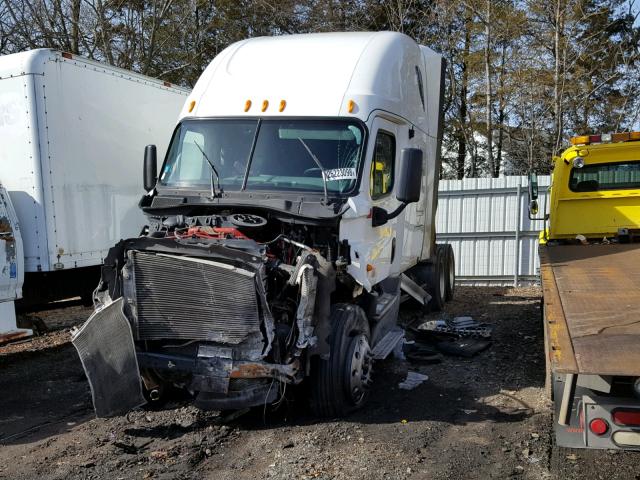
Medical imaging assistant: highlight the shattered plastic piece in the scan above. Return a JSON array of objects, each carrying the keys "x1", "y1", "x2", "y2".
[
  {"x1": 415, "y1": 316, "x2": 493, "y2": 339},
  {"x1": 576, "y1": 234, "x2": 588, "y2": 245},
  {"x1": 398, "y1": 371, "x2": 429, "y2": 390}
]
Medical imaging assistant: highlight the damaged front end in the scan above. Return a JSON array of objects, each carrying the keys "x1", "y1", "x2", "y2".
[{"x1": 73, "y1": 213, "x2": 341, "y2": 417}]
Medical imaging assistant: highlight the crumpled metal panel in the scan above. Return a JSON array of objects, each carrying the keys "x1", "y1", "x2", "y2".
[{"x1": 72, "y1": 298, "x2": 145, "y2": 417}]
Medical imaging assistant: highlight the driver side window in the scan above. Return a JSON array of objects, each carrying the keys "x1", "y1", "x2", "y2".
[{"x1": 370, "y1": 131, "x2": 395, "y2": 199}]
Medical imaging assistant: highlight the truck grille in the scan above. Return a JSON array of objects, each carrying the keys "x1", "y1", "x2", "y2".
[{"x1": 130, "y1": 251, "x2": 261, "y2": 343}]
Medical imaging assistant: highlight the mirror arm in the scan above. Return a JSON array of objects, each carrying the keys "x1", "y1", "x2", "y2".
[
  {"x1": 528, "y1": 212, "x2": 549, "y2": 221},
  {"x1": 386, "y1": 202, "x2": 408, "y2": 221}
]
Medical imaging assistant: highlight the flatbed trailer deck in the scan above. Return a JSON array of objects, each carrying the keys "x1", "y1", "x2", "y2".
[
  {"x1": 540, "y1": 243, "x2": 640, "y2": 378},
  {"x1": 531, "y1": 132, "x2": 640, "y2": 450}
]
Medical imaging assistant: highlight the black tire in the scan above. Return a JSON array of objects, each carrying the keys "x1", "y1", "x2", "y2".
[
  {"x1": 310, "y1": 304, "x2": 373, "y2": 418},
  {"x1": 444, "y1": 244, "x2": 455, "y2": 301},
  {"x1": 426, "y1": 248, "x2": 446, "y2": 312}
]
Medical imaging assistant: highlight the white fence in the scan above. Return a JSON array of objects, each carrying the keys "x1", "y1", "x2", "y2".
[{"x1": 436, "y1": 175, "x2": 551, "y2": 286}]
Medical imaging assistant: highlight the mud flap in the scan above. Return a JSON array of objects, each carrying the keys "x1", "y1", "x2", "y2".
[{"x1": 72, "y1": 298, "x2": 145, "y2": 417}]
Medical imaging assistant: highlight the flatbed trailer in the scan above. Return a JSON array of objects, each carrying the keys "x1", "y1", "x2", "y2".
[
  {"x1": 532, "y1": 132, "x2": 640, "y2": 450},
  {"x1": 541, "y1": 243, "x2": 640, "y2": 379}
]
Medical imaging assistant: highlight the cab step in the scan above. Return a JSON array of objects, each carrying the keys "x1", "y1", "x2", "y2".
[{"x1": 371, "y1": 327, "x2": 405, "y2": 360}]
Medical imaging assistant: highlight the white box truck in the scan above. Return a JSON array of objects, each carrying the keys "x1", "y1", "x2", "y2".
[
  {"x1": 0, "y1": 49, "x2": 189, "y2": 340},
  {"x1": 73, "y1": 32, "x2": 456, "y2": 417}
]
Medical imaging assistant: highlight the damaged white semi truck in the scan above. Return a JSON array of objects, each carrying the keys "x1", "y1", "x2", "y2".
[{"x1": 74, "y1": 32, "x2": 455, "y2": 417}]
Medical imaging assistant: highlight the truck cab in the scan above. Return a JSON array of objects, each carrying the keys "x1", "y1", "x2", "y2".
[
  {"x1": 532, "y1": 132, "x2": 640, "y2": 450},
  {"x1": 73, "y1": 32, "x2": 453, "y2": 417}
]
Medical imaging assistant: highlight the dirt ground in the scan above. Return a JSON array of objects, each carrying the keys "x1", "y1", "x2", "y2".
[{"x1": 1, "y1": 287, "x2": 639, "y2": 480}]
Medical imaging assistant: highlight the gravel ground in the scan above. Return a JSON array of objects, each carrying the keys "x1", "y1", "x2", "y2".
[{"x1": 0, "y1": 287, "x2": 638, "y2": 480}]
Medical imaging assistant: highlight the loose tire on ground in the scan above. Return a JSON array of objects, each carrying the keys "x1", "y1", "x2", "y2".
[{"x1": 309, "y1": 304, "x2": 373, "y2": 417}]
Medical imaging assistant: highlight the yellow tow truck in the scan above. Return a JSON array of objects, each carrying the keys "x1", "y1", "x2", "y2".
[{"x1": 529, "y1": 132, "x2": 640, "y2": 450}]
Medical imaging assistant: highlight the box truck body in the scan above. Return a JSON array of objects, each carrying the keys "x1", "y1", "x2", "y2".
[{"x1": 0, "y1": 49, "x2": 189, "y2": 309}]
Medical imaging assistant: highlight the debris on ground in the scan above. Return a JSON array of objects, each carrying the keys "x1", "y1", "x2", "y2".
[
  {"x1": 397, "y1": 371, "x2": 429, "y2": 390},
  {"x1": 435, "y1": 338, "x2": 492, "y2": 357},
  {"x1": 402, "y1": 342, "x2": 443, "y2": 364},
  {"x1": 406, "y1": 315, "x2": 493, "y2": 358},
  {"x1": 415, "y1": 316, "x2": 493, "y2": 339}
]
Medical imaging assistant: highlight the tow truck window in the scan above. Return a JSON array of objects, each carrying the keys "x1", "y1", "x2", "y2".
[
  {"x1": 370, "y1": 131, "x2": 395, "y2": 199},
  {"x1": 569, "y1": 161, "x2": 640, "y2": 192}
]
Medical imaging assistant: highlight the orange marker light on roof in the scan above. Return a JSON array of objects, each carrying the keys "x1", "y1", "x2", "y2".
[
  {"x1": 630, "y1": 131, "x2": 640, "y2": 141},
  {"x1": 279, "y1": 100, "x2": 286, "y2": 112},
  {"x1": 612, "y1": 132, "x2": 629, "y2": 143},
  {"x1": 244, "y1": 100, "x2": 252, "y2": 112},
  {"x1": 262, "y1": 100, "x2": 269, "y2": 112},
  {"x1": 571, "y1": 135, "x2": 590, "y2": 146},
  {"x1": 348, "y1": 99, "x2": 356, "y2": 113},
  {"x1": 188, "y1": 100, "x2": 196, "y2": 113}
]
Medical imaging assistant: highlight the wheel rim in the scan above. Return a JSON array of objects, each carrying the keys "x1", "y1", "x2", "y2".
[{"x1": 345, "y1": 333, "x2": 373, "y2": 406}]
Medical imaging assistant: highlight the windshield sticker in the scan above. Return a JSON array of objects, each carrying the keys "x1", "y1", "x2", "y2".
[{"x1": 324, "y1": 168, "x2": 357, "y2": 181}]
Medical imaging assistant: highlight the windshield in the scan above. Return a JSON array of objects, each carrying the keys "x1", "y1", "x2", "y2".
[
  {"x1": 160, "y1": 118, "x2": 365, "y2": 194},
  {"x1": 569, "y1": 160, "x2": 640, "y2": 192}
]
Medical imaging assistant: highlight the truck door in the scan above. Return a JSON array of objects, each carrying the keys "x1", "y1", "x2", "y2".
[
  {"x1": 366, "y1": 117, "x2": 400, "y2": 281},
  {"x1": 0, "y1": 184, "x2": 25, "y2": 339}
]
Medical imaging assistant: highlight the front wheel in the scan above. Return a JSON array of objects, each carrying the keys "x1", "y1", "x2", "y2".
[{"x1": 310, "y1": 304, "x2": 373, "y2": 417}]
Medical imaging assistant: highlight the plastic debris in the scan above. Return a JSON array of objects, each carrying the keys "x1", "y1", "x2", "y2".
[
  {"x1": 415, "y1": 316, "x2": 493, "y2": 339},
  {"x1": 398, "y1": 371, "x2": 429, "y2": 390}
]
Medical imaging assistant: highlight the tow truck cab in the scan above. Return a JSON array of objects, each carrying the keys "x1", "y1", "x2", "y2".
[{"x1": 532, "y1": 132, "x2": 640, "y2": 450}]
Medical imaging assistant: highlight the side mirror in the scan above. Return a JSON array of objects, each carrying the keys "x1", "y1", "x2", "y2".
[
  {"x1": 396, "y1": 148, "x2": 423, "y2": 203},
  {"x1": 143, "y1": 145, "x2": 158, "y2": 192},
  {"x1": 528, "y1": 171, "x2": 538, "y2": 201},
  {"x1": 372, "y1": 148, "x2": 424, "y2": 227},
  {"x1": 527, "y1": 171, "x2": 540, "y2": 217}
]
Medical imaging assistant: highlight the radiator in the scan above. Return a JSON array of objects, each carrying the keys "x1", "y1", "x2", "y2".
[{"x1": 128, "y1": 250, "x2": 262, "y2": 344}]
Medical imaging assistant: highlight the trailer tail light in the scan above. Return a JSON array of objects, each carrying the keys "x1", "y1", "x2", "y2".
[
  {"x1": 589, "y1": 418, "x2": 609, "y2": 436},
  {"x1": 61, "y1": 52, "x2": 73, "y2": 59},
  {"x1": 612, "y1": 409, "x2": 640, "y2": 427}
]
